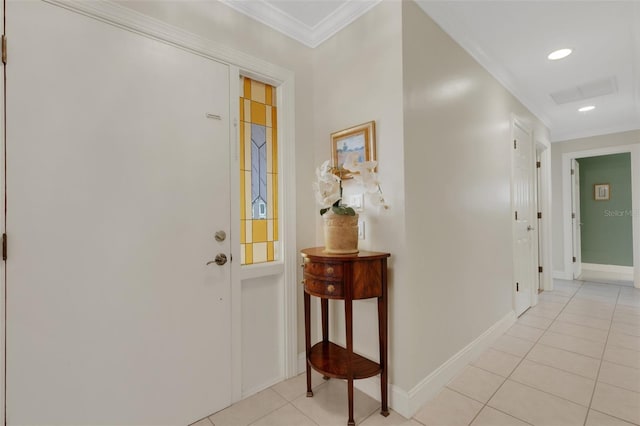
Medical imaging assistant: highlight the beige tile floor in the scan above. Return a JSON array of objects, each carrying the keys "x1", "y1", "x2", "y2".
[{"x1": 193, "y1": 279, "x2": 640, "y2": 426}]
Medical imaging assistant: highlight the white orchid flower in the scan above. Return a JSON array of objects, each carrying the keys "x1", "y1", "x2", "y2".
[
  {"x1": 314, "y1": 154, "x2": 389, "y2": 214},
  {"x1": 313, "y1": 179, "x2": 341, "y2": 208},
  {"x1": 342, "y1": 153, "x2": 377, "y2": 174},
  {"x1": 314, "y1": 161, "x2": 342, "y2": 209},
  {"x1": 316, "y1": 160, "x2": 336, "y2": 181}
]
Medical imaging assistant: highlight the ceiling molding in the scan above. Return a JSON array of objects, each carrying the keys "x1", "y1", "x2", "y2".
[
  {"x1": 221, "y1": 0, "x2": 314, "y2": 46},
  {"x1": 220, "y1": 0, "x2": 382, "y2": 48},
  {"x1": 414, "y1": 1, "x2": 551, "y2": 130},
  {"x1": 552, "y1": 120, "x2": 640, "y2": 143},
  {"x1": 311, "y1": 0, "x2": 382, "y2": 48}
]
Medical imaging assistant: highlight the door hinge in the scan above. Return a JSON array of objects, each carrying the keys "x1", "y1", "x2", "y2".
[
  {"x1": 537, "y1": 212, "x2": 542, "y2": 219},
  {"x1": 515, "y1": 211, "x2": 518, "y2": 220},
  {"x1": 513, "y1": 139, "x2": 517, "y2": 149},
  {"x1": 571, "y1": 169, "x2": 575, "y2": 175},
  {"x1": 572, "y1": 212, "x2": 576, "y2": 219},
  {"x1": 572, "y1": 256, "x2": 576, "y2": 263},
  {"x1": 536, "y1": 161, "x2": 541, "y2": 168},
  {"x1": 1, "y1": 35, "x2": 6, "y2": 65},
  {"x1": 538, "y1": 266, "x2": 543, "y2": 273},
  {"x1": 516, "y1": 282, "x2": 519, "y2": 292},
  {"x1": 2, "y1": 233, "x2": 7, "y2": 261}
]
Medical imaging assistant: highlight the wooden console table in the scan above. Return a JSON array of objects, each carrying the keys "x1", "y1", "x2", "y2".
[{"x1": 301, "y1": 247, "x2": 390, "y2": 426}]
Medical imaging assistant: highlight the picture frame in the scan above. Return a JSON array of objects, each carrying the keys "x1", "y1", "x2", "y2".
[
  {"x1": 331, "y1": 121, "x2": 376, "y2": 177},
  {"x1": 594, "y1": 183, "x2": 610, "y2": 201}
]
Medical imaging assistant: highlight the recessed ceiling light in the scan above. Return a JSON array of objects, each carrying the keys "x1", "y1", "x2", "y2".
[
  {"x1": 578, "y1": 105, "x2": 596, "y2": 112},
  {"x1": 548, "y1": 48, "x2": 572, "y2": 60}
]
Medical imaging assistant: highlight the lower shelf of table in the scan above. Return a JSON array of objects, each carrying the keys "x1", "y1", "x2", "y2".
[{"x1": 307, "y1": 341, "x2": 381, "y2": 380}]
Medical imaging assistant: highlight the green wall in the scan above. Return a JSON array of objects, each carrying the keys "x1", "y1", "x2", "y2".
[{"x1": 578, "y1": 153, "x2": 633, "y2": 266}]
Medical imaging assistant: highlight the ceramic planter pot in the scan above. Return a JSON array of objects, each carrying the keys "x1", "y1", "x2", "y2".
[{"x1": 323, "y1": 210, "x2": 359, "y2": 254}]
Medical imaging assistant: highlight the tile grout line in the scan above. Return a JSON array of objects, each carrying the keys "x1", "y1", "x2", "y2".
[
  {"x1": 211, "y1": 388, "x2": 289, "y2": 426},
  {"x1": 590, "y1": 407, "x2": 640, "y2": 426},
  {"x1": 443, "y1": 388, "x2": 536, "y2": 426},
  {"x1": 464, "y1": 283, "x2": 582, "y2": 425},
  {"x1": 463, "y1": 282, "x2": 635, "y2": 425},
  {"x1": 190, "y1": 415, "x2": 215, "y2": 426},
  {"x1": 512, "y1": 355, "x2": 597, "y2": 381},
  {"x1": 532, "y1": 340, "x2": 603, "y2": 362},
  {"x1": 582, "y1": 285, "x2": 622, "y2": 426},
  {"x1": 358, "y1": 401, "x2": 383, "y2": 425},
  {"x1": 288, "y1": 402, "x2": 320, "y2": 426}
]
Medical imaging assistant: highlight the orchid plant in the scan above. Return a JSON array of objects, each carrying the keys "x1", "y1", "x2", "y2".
[{"x1": 313, "y1": 153, "x2": 389, "y2": 216}]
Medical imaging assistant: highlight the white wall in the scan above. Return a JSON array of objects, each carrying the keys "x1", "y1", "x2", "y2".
[
  {"x1": 310, "y1": 0, "x2": 550, "y2": 413},
  {"x1": 311, "y1": 1, "x2": 413, "y2": 390},
  {"x1": 551, "y1": 130, "x2": 640, "y2": 274},
  {"x1": 401, "y1": 0, "x2": 548, "y2": 391}
]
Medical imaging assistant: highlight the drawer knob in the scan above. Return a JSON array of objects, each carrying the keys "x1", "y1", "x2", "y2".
[
  {"x1": 326, "y1": 266, "x2": 334, "y2": 275},
  {"x1": 327, "y1": 284, "x2": 335, "y2": 293}
]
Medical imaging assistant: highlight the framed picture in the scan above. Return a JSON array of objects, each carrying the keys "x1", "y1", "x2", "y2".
[
  {"x1": 331, "y1": 121, "x2": 376, "y2": 176},
  {"x1": 594, "y1": 183, "x2": 610, "y2": 201}
]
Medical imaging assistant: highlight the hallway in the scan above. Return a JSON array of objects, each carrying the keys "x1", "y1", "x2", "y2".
[{"x1": 195, "y1": 279, "x2": 640, "y2": 425}]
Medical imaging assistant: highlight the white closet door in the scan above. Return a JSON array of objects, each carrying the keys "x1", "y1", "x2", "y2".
[
  {"x1": 6, "y1": 1, "x2": 231, "y2": 424},
  {"x1": 513, "y1": 122, "x2": 535, "y2": 316}
]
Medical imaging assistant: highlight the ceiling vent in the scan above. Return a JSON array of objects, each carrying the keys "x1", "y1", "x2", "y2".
[{"x1": 550, "y1": 77, "x2": 618, "y2": 105}]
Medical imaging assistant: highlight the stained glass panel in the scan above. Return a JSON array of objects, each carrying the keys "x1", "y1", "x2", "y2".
[{"x1": 240, "y1": 77, "x2": 278, "y2": 265}]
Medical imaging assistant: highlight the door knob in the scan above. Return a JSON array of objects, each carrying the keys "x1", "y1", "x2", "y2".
[
  {"x1": 207, "y1": 254, "x2": 227, "y2": 266},
  {"x1": 215, "y1": 231, "x2": 226, "y2": 242}
]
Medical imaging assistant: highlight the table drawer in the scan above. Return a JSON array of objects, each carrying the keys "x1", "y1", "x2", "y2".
[
  {"x1": 303, "y1": 261, "x2": 343, "y2": 280},
  {"x1": 303, "y1": 278, "x2": 344, "y2": 299}
]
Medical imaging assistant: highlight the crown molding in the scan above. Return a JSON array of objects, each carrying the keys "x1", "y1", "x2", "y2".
[
  {"x1": 551, "y1": 121, "x2": 640, "y2": 143},
  {"x1": 220, "y1": 0, "x2": 314, "y2": 46},
  {"x1": 413, "y1": 1, "x2": 552, "y2": 131},
  {"x1": 311, "y1": 0, "x2": 382, "y2": 48},
  {"x1": 220, "y1": 0, "x2": 382, "y2": 48}
]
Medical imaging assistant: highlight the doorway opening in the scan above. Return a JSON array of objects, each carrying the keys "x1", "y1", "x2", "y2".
[
  {"x1": 575, "y1": 153, "x2": 633, "y2": 285},
  {"x1": 562, "y1": 145, "x2": 640, "y2": 288}
]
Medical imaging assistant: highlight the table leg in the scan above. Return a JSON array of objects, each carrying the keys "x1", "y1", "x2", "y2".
[
  {"x1": 321, "y1": 298, "x2": 329, "y2": 343},
  {"x1": 304, "y1": 291, "x2": 313, "y2": 397},
  {"x1": 345, "y1": 293, "x2": 354, "y2": 426},
  {"x1": 379, "y1": 260, "x2": 389, "y2": 416},
  {"x1": 321, "y1": 298, "x2": 331, "y2": 380},
  {"x1": 378, "y1": 295, "x2": 389, "y2": 416},
  {"x1": 347, "y1": 378, "x2": 355, "y2": 426}
]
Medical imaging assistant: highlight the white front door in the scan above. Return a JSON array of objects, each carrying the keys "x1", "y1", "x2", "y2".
[
  {"x1": 571, "y1": 159, "x2": 583, "y2": 279},
  {"x1": 6, "y1": 1, "x2": 231, "y2": 424},
  {"x1": 512, "y1": 122, "x2": 535, "y2": 316}
]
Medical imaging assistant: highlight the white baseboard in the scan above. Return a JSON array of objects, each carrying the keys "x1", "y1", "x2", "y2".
[
  {"x1": 297, "y1": 310, "x2": 517, "y2": 419},
  {"x1": 354, "y1": 376, "x2": 411, "y2": 418},
  {"x1": 581, "y1": 263, "x2": 634, "y2": 275},
  {"x1": 400, "y1": 310, "x2": 516, "y2": 417},
  {"x1": 553, "y1": 270, "x2": 573, "y2": 280}
]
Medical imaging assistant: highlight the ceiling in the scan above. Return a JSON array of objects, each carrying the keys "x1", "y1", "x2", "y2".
[{"x1": 222, "y1": 0, "x2": 640, "y2": 142}]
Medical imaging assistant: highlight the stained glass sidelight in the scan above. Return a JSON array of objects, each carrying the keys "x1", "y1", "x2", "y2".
[{"x1": 240, "y1": 77, "x2": 278, "y2": 265}]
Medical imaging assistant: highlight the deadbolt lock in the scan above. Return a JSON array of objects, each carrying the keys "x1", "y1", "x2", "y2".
[{"x1": 215, "y1": 231, "x2": 226, "y2": 242}]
